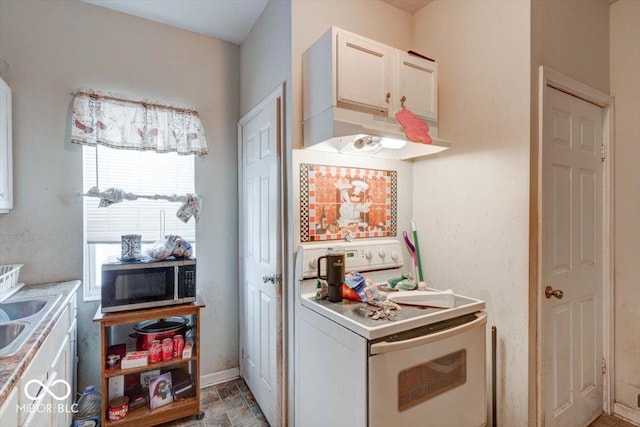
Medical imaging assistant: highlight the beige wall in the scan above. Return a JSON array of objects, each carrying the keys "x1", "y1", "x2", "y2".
[
  {"x1": 532, "y1": 0, "x2": 610, "y2": 95},
  {"x1": 610, "y1": 0, "x2": 640, "y2": 417},
  {"x1": 240, "y1": 0, "x2": 292, "y2": 117},
  {"x1": 412, "y1": 1, "x2": 531, "y2": 425},
  {"x1": 0, "y1": 0, "x2": 240, "y2": 390}
]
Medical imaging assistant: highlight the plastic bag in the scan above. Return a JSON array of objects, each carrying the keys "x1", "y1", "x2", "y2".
[
  {"x1": 345, "y1": 272, "x2": 380, "y2": 302},
  {"x1": 147, "y1": 235, "x2": 193, "y2": 260}
]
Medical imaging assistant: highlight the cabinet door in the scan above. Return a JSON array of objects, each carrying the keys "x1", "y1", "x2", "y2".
[
  {"x1": 50, "y1": 334, "x2": 71, "y2": 427},
  {"x1": 397, "y1": 52, "x2": 438, "y2": 120},
  {"x1": 23, "y1": 373, "x2": 55, "y2": 427},
  {"x1": 0, "y1": 387, "x2": 18, "y2": 427},
  {"x1": 336, "y1": 31, "x2": 390, "y2": 114},
  {"x1": 0, "y1": 77, "x2": 12, "y2": 213},
  {"x1": 68, "y1": 318, "x2": 78, "y2": 405}
]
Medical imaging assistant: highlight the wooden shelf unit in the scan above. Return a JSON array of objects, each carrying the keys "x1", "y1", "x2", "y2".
[{"x1": 94, "y1": 298, "x2": 206, "y2": 426}]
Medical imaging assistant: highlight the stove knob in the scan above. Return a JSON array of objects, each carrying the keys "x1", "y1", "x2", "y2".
[
  {"x1": 365, "y1": 250, "x2": 373, "y2": 260},
  {"x1": 391, "y1": 250, "x2": 399, "y2": 261},
  {"x1": 308, "y1": 258, "x2": 317, "y2": 270},
  {"x1": 378, "y1": 248, "x2": 386, "y2": 258}
]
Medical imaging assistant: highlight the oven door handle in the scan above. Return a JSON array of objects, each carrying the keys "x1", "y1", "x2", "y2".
[{"x1": 370, "y1": 311, "x2": 487, "y2": 355}]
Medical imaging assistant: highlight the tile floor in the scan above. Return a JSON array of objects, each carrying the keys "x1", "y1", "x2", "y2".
[
  {"x1": 159, "y1": 378, "x2": 269, "y2": 427},
  {"x1": 589, "y1": 413, "x2": 638, "y2": 427},
  {"x1": 159, "y1": 382, "x2": 640, "y2": 427}
]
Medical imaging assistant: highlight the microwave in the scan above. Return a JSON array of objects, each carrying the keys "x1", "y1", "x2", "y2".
[{"x1": 101, "y1": 257, "x2": 196, "y2": 313}]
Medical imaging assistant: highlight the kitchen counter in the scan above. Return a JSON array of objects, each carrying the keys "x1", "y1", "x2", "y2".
[{"x1": 0, "y1": 280, "x2": 80, "y2": 404}]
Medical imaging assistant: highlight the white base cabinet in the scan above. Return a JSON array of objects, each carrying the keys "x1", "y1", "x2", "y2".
[{"x1": 0, "y1": 290, "x2": 78, "y2": 427}]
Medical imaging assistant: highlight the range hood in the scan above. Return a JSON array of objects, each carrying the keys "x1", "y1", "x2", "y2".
[{"x1": 303, "y1": 107, "x2": 451, "y2": 161}]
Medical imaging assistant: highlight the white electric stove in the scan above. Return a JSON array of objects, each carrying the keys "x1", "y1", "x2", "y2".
[
  {"x1": 296, "y1": 238, "x2": 485, "y2": 339},
  {"x1": 294, "y1": 239, "x2": 488, "y2": 427}
]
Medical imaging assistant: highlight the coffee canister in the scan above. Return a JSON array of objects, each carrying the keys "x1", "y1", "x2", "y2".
[
  {"x1": 121, "y1": 234, "x2": 142, "y2": 260},
  {"x1": 108, "y1": 396, "x2": 129, "y2": 421}
]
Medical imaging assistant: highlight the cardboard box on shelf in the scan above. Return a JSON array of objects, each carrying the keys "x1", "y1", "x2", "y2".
[{"x1": 121, "y1": 351, "x2": 149, "y2": 369}]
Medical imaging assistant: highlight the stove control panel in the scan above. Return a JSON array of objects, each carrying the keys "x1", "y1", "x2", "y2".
[{"x1": 298, "y1": 239, "x2": 404, "y2": 279}]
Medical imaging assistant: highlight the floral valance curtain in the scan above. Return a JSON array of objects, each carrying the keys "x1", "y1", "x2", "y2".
[{"x1": 70, "y1": 90, "x2": 208, "y2": 156}]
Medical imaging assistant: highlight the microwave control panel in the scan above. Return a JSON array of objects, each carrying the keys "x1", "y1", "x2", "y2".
[{"x1": 182, "y1": 266, "x2": 197, "y2": 298}]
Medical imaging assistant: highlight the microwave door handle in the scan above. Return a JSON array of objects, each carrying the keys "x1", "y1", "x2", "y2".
[
  {"x1": 369, "y1": 312, "x2": 487, "y2": 356},
  {"x1": 174, "y1": 266, "x2": 179, "y2": 300}
]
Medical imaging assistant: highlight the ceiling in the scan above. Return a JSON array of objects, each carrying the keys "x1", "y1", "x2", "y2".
[
  {"x1": 81, "y1": 0, "x2": 269, "y2": 45},
  {"x1": 381, "y1": 0, "x2": 433, "y2": 14},
  {"x1": 81, "y1": 0, "x2": 432, "y2": 45}
]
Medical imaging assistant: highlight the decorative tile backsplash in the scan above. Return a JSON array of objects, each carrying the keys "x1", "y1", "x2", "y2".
[{"x1": 300, "y1": 163, "x2": 397, "y2": 242}]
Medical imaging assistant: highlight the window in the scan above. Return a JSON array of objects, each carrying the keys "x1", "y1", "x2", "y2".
[{"x1": 82, "y1": 145, "x2": 196, "y2": 300}]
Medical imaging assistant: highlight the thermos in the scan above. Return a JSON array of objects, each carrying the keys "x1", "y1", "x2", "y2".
[{"x1": 317, "y1": 249, "x2": 345, "y2": 302}]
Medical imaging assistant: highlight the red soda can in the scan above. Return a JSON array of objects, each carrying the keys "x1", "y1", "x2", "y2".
[
  {"x1": 162, "y1": 338, "x2": 173, "y2": 361},
  {"x1": 149, "y1": 340, "x2": 162, "y2": 363},
  {"x1": 173, "y1": 334, "x2": 184, "y2": 358}
]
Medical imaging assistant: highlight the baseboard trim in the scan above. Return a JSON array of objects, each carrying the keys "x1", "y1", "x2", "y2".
[
  {"x1": 200, "y1": 368, "x2": 240, "y2": 388},
  {"x1": 614, "y1": 402, "x2": 640, "y2": 426}
]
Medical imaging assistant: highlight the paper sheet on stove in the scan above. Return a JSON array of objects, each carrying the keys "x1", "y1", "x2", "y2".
[{"x1": 386, "y1": 289, "x2": 455, "y2": 308}]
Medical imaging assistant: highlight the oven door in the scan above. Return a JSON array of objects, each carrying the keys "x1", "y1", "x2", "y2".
[
  {"x1": 102, "y1": 265, "x2": 177, "y2": 312},
  {"x1": 369, "y1": 312, "x2": 487, "y2": 427}
]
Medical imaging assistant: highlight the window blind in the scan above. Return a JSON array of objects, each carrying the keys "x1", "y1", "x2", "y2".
[{"x1": 83, "y1": 145, "x2": 196, "y2": 244}]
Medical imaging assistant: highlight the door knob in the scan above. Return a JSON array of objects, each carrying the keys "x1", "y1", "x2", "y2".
[
  {"x1": 263, "y1": 273, "x2": 281, "y2": 285},
  {"x1": 263, "y1": 274, "x2": 275, "y2": 284},
  {"x1": 545, "y1": 286, "x2": 564, "y2": 299}
]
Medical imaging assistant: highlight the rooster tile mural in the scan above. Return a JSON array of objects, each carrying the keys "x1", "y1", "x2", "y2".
[{"x1": 300, "y1": 164, "x2": 397, "y2": 242}]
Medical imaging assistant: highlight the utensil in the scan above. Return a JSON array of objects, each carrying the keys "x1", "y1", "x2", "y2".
[
  {"x1": 387, "y1": 290, "x2": 455, "y2": 308},
  {"x1": 411, "y1": 220, "x2": 424, "y2": 282},
  {"x1": 402, "y1": 231, "x2": 418, "y2": 279}
]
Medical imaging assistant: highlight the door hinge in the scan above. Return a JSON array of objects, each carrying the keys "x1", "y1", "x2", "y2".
[
  {"x1": 601, "y1": 144, "x2": 606, "y2": 161},
  {"x1": 602, "y1": 358, "x2": 606, "y2": 374}
]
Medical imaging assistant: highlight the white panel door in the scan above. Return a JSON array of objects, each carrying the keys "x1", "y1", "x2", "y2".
[
  {"x1": 336, "y1": 31, "x2": 391, "y2": 113},
  {"x1": 542, "y1": 87, "x2": 603, "y2": 427},
  {"x1": 397, "y1": 52, "x2": 438, "y2": 121},
  {"x1": 240, "y1": 90, "x2": 282, "y2": 427}
]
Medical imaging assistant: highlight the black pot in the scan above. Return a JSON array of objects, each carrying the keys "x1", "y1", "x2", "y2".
[{"x1": 130, "y1": 317, "x2": 191, "y2": 351}]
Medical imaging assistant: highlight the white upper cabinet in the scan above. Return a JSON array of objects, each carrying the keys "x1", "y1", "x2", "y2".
[
  {"x1": 302, "y1": 27, "x2": 449, "y2": 161},
  {"x1": 396, "y1": 52, "x2": 438, "y2": 121},
  {"x1": 336, "y1": 31, "x2": 391, "y2": 114},
  {"x1": 0, "y1": 77, "x2": 13, "y2": 213},
  {"x1": 303, "y1": 27, "x2": 438, "y2": 122}
]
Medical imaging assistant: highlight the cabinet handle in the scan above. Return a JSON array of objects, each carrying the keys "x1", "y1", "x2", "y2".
[
  {"x1": 385, "y1": 92, "x2": 391, "y2": 103},
  {"x1": 400, "y1": 96, "x2": 406, "y2": 108}
]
